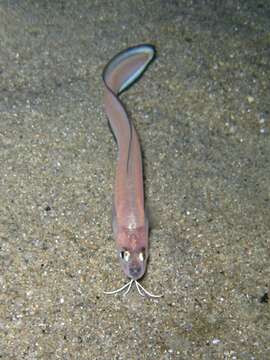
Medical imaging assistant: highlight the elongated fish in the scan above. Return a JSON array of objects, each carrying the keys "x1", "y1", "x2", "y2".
[{"x1": 102, "y1": 44, "x2": 162, "y2": 297}]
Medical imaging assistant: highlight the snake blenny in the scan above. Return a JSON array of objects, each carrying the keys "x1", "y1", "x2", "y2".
[{"x1": 102, "y1": 44, "x2": 162, "y2": 298}]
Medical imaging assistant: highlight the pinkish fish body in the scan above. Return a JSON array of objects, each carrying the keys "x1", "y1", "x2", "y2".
[{"x1": 103, "y1": 45, "x2": 161, "y2": 297}]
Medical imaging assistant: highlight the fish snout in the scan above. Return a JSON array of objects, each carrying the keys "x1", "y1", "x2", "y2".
[{"x1": 129, "y1": 265, "x2": 143, "y2": 280}]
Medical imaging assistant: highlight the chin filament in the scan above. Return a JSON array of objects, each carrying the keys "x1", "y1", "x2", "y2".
[{"x1": 104, "y1": 279, "x2": 163, "y2": 298}]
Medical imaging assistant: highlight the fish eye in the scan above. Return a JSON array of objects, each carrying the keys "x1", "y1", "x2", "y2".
[
  {"x1": 138, "y1": 252, "x2": 145, "y2": 262},
  {"x1": 120, "y1": 250, "x2": 130, "y2": 262}
]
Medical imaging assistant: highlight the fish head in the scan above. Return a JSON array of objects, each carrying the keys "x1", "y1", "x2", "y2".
[
  {"x1": 118, "y1": 246, "x2": 148, "y2": 280},
  {"x1": 116, "y1": 226, "x2": 149, "y2": 280}
]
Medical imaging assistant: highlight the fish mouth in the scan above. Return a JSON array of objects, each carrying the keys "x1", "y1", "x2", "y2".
[{"x1": 128, "y1": 265, "x2": 143, "y2": 280}]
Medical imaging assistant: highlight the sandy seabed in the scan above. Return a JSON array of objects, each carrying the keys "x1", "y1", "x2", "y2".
[{"x1": 0, "y1": 1, "x2": 269, "y2": 359}]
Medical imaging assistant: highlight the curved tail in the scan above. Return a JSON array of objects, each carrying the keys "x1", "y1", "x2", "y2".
[{"x1": 103, "y1": 44, "x2": 155, "y2": 95}]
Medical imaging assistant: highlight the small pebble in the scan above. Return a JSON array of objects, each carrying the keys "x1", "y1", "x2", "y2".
[{"x1": 247, "y1": 96, "x2": 254, "y2": 103}]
